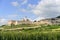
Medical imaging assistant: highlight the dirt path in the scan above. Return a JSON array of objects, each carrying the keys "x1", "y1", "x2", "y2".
[{"x1": 0, "y1": 26, "x2": 41, "y2": 31}]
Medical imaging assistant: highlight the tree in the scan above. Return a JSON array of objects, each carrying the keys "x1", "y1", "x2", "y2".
[
  {"x1": 11, "y1": 23, "x2": 15, "y2": 28},
  {"x1": 34, "y1": 20, "x2": 37, "y2": 22},
  {"x1": 56, "y1": 16, "x2": 60, "y2": 18}
]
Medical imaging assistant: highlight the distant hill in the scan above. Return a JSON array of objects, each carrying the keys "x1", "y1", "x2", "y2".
[
  {"x1": 35, "y1": 16, "x2": 60, "y2": 25},
  {"x1": 56, "y1": 16, "x2": 60, "y2": 18}
]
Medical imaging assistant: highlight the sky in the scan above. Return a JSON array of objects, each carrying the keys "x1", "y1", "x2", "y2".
[{"x1": 0, "y1": 0, "x2": 60, "y2": 25}]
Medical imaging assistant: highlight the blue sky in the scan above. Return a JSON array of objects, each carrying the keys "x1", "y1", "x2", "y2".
[
  {"x1": 0, "y1": 0, "x2": 40, "y2": 20},
  {"x1": 0, "y1": 0, "x2": 60, "y2": 25}
]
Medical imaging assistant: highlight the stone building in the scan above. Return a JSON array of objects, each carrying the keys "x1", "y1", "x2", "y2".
[
  {"x1": 7, "y1": 17, "x2": 60, "y2": 26},
  {"x1": 17, "y1": 18, "x2": 33, "y2": 24},
  {"x1": 7, "y1": 17, "x2": 33, "y2": 26},
  {"x1": 8, "y1": 20, "x2": 18, "y2": 26},
  {"x1": 33, "y1": 19, "x2": 52, "y2": 25}
]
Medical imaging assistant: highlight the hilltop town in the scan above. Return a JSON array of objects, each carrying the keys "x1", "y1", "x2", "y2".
[
  {"x1": 7, "y1": 16, "x2": 60, "y2": 26},
  {"x1": 0, "y1": 16, "x2": 60, "y2": 40}
]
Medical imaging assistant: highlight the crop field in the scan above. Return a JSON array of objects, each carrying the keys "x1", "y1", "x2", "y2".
[{"x1": 0, "y1": 24, "x2": 60, "y2": 40}]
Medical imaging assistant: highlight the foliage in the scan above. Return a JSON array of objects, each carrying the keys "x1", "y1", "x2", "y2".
[
  {"x1": 0, "y1": 24, "x2": 36, "y2": 29},
  {"x1": 0, "y1": 24, "x2": 60, "y2": 40},
  {"x1": 56, "y1": 16, "x2": 60, "y2": 18},
  {"x1": 0, "y1": 31, "x2": 59, "y2": 40}
]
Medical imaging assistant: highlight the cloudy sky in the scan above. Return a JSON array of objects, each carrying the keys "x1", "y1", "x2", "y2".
[{"x1": 0, "y1": 0, "x2": 60, "y2": 25}]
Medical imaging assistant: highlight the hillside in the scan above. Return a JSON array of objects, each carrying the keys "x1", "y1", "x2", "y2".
[
  {"x1": 0, "y1": 16, "x2": 60, "y2": 40},
  {"x1": 56, "y1": 16, "x2": 60, "y2": 18},
  {"x1": 37, "y1": 16, "x2": 60, "y2": 25}
]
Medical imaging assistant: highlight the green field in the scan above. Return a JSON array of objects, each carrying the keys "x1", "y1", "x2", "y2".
[{"x1": 0, "y1": 24, "x2": 60, "y2": 40}]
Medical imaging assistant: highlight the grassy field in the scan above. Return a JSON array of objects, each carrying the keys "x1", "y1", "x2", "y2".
[{"x1": 0, "y1": 24, "x2": 60, "y2": 40}]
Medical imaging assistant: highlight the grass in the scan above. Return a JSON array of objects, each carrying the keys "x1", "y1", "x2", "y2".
[
  {"x1": 0, "y1": 24, "x2": 60, "y2": 40},
  {"x1": 0, "y1": 24, "x2": 36, "y2": 29},
  {"x1": 0, "y1": 31, "x2": 60, "y2": 40}
]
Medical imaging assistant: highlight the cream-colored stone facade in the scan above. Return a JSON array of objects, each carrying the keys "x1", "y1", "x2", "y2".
[
  {"x1": 8, "y1": 18, "x2": 60, "y2": 26},
  {"x1": 8, "y1": 18, "x2": 33, "y2": 26},
  {"x1": 8, "y1": 20, "x2": 18, "y2": 26}
]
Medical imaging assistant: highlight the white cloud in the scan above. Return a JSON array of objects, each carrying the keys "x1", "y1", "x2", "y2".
[
  {"x1": 34, "y1": 17, "x2": 45, "y2": 21},
  {"x1": 20, "y1": 8, "x2": 31, "y2": 13},
  {"x1": 0, "y1": 19, "x2": 6, "y2": 23},
  {"x1": 20, "y1": 9, "x2": 27, "y2": 12},
  {"x1": 32, "y1": 9, "x2": 42, "y2": 15},
  {"x1": 8, "y1": 14, "x2": 18, "y2": 18},
  {"x1": 28, "y1": 4, "x2": 36, "y2": 8},
  {"x1": 31, "y1": 0, "x2": 60, "y2": 18},
  {"x1": 11, "y1": 1, "x2": 19, "y2": 6},
  {"x1": 11, "y1": 0, "x2": 28, "y2": 7},
  {"x1": 0, "y1": 18, "x2": 7, "y2": 25},
  {"x1": 21, "y1": 0, "x2": 27, "y2": 5}
]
